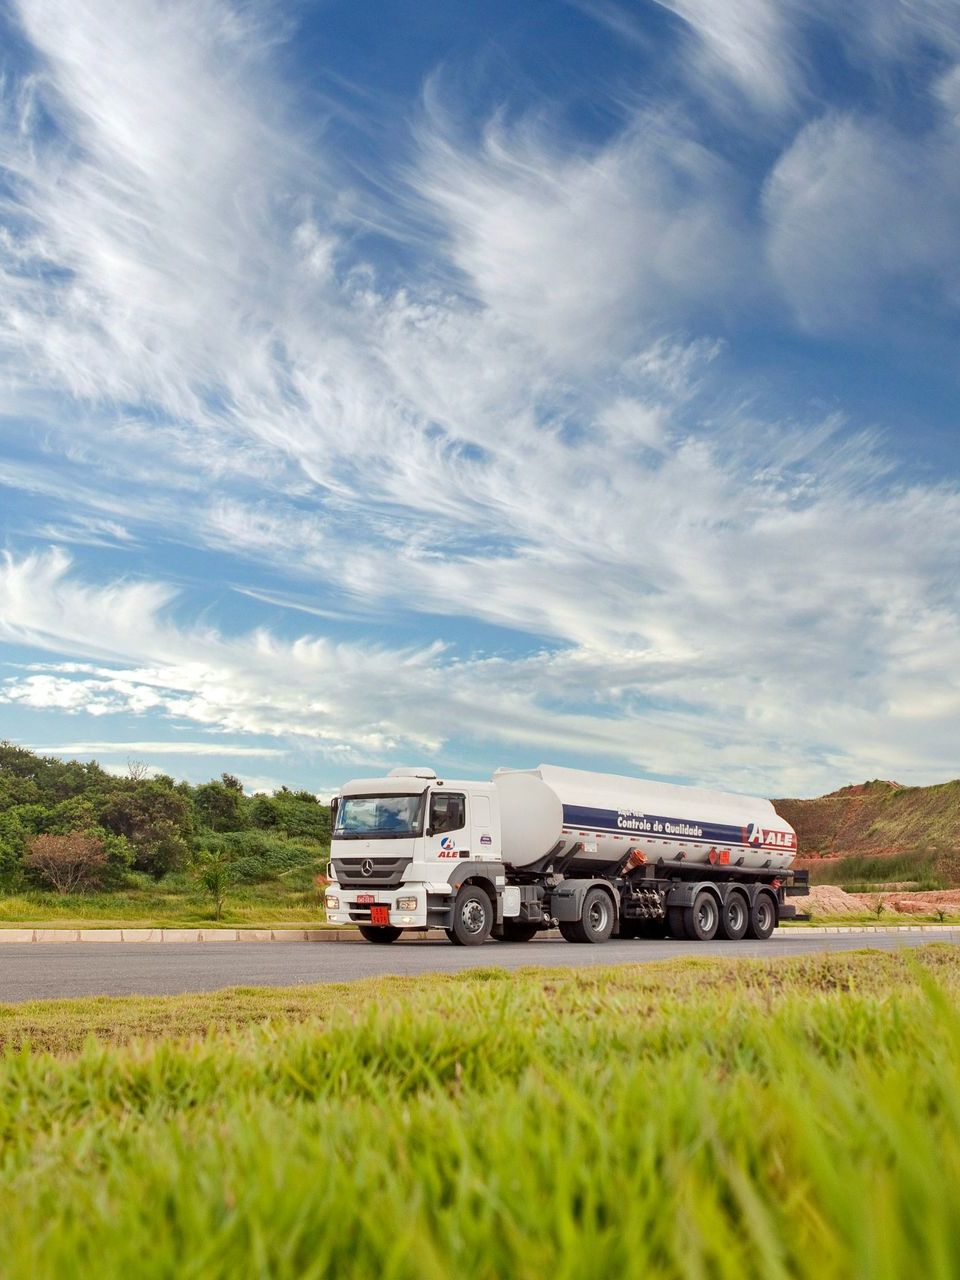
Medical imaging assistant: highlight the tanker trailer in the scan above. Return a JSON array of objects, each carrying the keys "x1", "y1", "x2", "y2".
[
  {"x1": 324, "y1": 764, "x2": 806, "y2": 945},
  {"x1": 492, "y1": 765, "x2": 801, "y2": 942}
]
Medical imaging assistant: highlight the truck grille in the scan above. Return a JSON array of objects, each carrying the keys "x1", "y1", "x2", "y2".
[{"x1": 331, "y1": 857, "x2": 410, "y2": 888}]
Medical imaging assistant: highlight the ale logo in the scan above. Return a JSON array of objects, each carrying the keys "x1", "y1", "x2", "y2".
[
  {"x1": 744, "y1": 823, "x2": 796, "y2": 849},
  {"x1": 440, "y1": 836, "x2": 456, "y2": 851}
]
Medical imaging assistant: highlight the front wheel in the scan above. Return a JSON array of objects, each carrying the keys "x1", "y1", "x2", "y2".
[
  {"x1": 358, "y1": 925, "x2": 403, "y2": 944},
  {"x1": 446, "y1": 884, "x2": 494, "y2": 946}
]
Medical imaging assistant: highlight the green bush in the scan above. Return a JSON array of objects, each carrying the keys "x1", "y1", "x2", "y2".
[{"x1": 193, "y1": 830, "x2": 323, "y2": 884}]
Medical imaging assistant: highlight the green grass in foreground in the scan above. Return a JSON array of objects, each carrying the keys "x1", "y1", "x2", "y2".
[{"x1": 2, "y1": 948, "x2": 960, "y2": 1278}]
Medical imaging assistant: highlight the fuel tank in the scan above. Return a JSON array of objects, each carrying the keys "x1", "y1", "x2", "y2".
[{"x1": 493, "y1": 764, "x2": 797, "y2": 873}]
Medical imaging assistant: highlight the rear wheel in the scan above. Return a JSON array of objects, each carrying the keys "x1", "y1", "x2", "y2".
[
  {"x1": 667, "y1": 906, "x2": 689, "y2": 940},
  {"x1": 495, "y1": 921, "x2": 539, "y2": 943},
  {"x1": 717, "y1": 892, "x2": 749, "y2": 941},
  {"x1": 358, "y1": 925, "x2": 402, "y2": 944},
  {"x1": 745, "y1": 892, "x2": 777, "y2": 940},
  {"x1": 683, "y1": 890, "x2": 720, "y2": 941},
  {"x1": 445, "y1": 884, "x2": 494, "y2": 946},
  {"x1": 561, "y1": 887, "x2": 616, "y2": 944}
]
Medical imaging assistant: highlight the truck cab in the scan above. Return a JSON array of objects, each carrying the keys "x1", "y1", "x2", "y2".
[{"x1": 323, "y1": 768, "x2": 516, "y2": 943}]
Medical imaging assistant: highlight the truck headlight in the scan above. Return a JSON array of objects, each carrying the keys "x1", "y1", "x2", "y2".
[
  {"x1": 396, "y1": 896, "x2": 418, "y2": 911},
  {"x1": 324, "y1": 895, "x2": 340, "y2": 910}
]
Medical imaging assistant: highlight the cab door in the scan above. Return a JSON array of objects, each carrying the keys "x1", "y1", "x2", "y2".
[{"x1": 424, "y1": 791, "x2": 469, "y2": 865}]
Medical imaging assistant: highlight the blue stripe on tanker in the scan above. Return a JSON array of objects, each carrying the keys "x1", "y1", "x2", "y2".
[{"x1": 561, "y1": 804, "x2": 793, "y2": 851}]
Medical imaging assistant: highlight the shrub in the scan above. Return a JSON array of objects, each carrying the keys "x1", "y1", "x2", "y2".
[
  {"x1": 249, "y1": 791, "x2": 330, "y2": 842},
  {"x1": 193, "y1": 830, "x2": 323, "y2": 884},
  {"x1": 191, "y1": 848, "x2": 231, "y2": 921},
  {"x1": 23, "y1": 834, "x2": 107, "y2": 893}
]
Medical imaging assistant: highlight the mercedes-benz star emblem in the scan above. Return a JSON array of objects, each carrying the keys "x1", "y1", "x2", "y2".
[{"x1": 360, "y1": 859, "x2": 374, "y2": 877}]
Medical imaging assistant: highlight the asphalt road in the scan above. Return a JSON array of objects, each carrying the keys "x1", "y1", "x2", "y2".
[{"x1": 0, "y1": 931, "x2": 952, "y2": 1003}]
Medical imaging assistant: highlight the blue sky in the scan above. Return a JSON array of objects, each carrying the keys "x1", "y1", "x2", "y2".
[{"x1": 0, "y1": 0, "x2": 958, "y2": 798}]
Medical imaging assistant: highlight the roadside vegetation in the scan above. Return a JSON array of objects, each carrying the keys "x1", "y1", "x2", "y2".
[
  {"x1": 800, "y1": 845, "x2": 960, "y2": 892},
  {"x1": 0, "y1": 743, "x2": 330, "y2": 923},
  {"x1": 0, "y1": 948, "x2": 959, "y2": 1277}
]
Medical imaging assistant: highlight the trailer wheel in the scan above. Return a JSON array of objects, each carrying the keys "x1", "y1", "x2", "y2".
[
  {"x1": 494, "y1": 922, "x2": 539, "y2": 943},
  {"x1": 745, "y1": 892, "x2": 777, "y2": 940},
  {"x1": 717, "y1": 892, "x2": 749, "y2": 941},
  {"x1": 683, "y1": 890, "x2": 720, "y2": 941},
  {"x1": 667, "y1": 907, "x2": 689, "y2": 940},
  {"x1": 358, "y1": 925, "x2": 403, "y2": 944},
  {"x1": 445, "y1": 884, "x2": 494, "y2": 946}
]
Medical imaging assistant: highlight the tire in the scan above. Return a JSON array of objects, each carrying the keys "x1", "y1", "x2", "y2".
[
  {"x1": 561, "y1": 887, "x2": 616, "y2": 944},
  {"x1": 358, "y1": 925, "x2": 402, "y2": 944},
  {"x1": 667, "y1": 906, "x2": 689, "y2": 940},
  {"x1": 495, "y1": 921, "x2": 539, "y2": 943},
  {"x1": 717, "y1": 892, "x2": 749, "y2": 941},
  {"x1": 745, "y1": 892, "x2": 777, "y2": 940},
  {"x1": 445, "y1": 884, "x2": 494, "y2": 946},
  {"x1": 683, "y1": 890, "x2": 720, "y2": 941}
]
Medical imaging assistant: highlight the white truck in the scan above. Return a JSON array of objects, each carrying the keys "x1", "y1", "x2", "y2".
[{"x1": 323, "y1": 764, "x2": 807, "y2": 945}]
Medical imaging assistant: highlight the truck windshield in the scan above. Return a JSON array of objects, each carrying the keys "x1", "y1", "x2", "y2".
[{"x1": 334, "y1": 794, "x2": 425, "y2": 839}]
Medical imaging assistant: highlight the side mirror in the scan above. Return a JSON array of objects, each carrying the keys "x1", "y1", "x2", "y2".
[{"x1": 425, "y1": 825, "x2": 434, "y2": 838}]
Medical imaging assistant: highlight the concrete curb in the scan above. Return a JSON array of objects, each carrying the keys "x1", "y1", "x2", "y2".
[
  {"x1": 0, "y1": 924, "x2": 958, "y2": 943},
  {"x1": 0, "y1": 927, "x2": 359, "y2": 943}
]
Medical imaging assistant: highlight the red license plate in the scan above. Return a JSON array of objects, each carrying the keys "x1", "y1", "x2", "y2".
[
  {"x1": 356, "y1": 894, "x2": 375, "y2": 905},
  {"x1": 370, "y1": 906, "x2": 390, "y2": 926}
]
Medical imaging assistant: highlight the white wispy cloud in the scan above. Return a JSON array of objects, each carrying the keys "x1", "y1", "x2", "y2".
[
  {"x1": 648, "y1": 0, "x2": 800, "y2": 114},
  {"x1": 413, "y1": 91, "x2": 753, "y2": 360},
  {"x1": 764, "y1": 108, "x2": 960, "y2": 335},
  {"x1": 27, "y1": 741, "x2": 287, "y2": 757}
]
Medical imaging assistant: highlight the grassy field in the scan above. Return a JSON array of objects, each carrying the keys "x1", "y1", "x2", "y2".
[
  {"x1": 799, "y1": 846, "x2": 960, "y2": 892},
  {"x1": 0, "y1": 880, "x2": 327, "y2": 927},
  {"x1": 1, "y1": 948, "x2": 959, "y2": 1277}
]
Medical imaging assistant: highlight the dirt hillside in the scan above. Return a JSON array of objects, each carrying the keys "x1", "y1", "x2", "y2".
[{"x1": 774, "y1": 778, "x2": 960, "y2": 858}]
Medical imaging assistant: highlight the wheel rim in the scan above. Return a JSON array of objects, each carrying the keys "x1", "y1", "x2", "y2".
[
  {"x1": 697, "y1": 898, "x2": 717, "y2": 932},
  {"x1": 757, "y1": 900, "x2": 773, "y2": 931},
  {"x1": 588, "y1": 896, "x2": 609, "y2": 932},
  {"x1": 461, "y1": 897, "x2": 487, "y2": 934},
  {"x1": 728, "y1": 899, "x2": 745, "y2": 931}
]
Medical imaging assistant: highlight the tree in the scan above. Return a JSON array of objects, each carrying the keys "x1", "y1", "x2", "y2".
[
  {"x1": 24, "y1": 834, "x2": 107, "y2": 893},
  {"x1": 0, "y1": 810, "x2": 28, "y2": 886},
  {"x1": 98, "y1": 784, "x2": 192, "y2": 876},
  {"x1": 193, "y1": 775, "x2": 247, "y2": 832},
  {"x1": 44, "y1": 796, "x2": 99, "y2": 835},
  {"x1": 250, "y1": 789, "x2": 329, "y2": 842}
]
